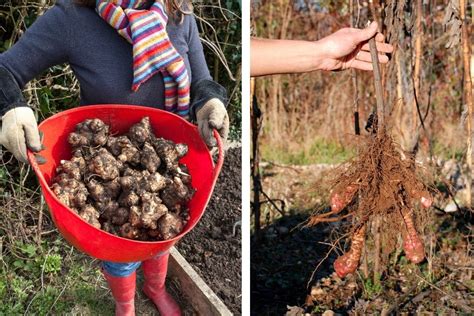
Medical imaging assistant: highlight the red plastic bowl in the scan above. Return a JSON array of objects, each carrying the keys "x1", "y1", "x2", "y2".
[{"x1": 28, "y1": 104, "x2": 223, "y2": 263}]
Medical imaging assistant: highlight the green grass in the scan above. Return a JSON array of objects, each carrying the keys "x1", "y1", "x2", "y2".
[
  {"x1": 432, "y1": 140, "x2": 465, "y2": 161},
  {"x1": 262, "y1": 137, "x2": 466, "y2": 166},
  {"x1": 362, "y1": 275, "x2": 383, "y2": 299},
  {"x1": 0, "y1": 237, "x2": 115, "y2": 315},
  {"x1": 261, "y1": 138, "x2": 355, "y2": 165}
]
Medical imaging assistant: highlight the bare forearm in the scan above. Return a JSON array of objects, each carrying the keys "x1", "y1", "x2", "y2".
[
  {"x1": 250, "y1": 22, "x2": 393, "y2": 76},
  {"x1": 250, "y1": 37, "x2": 323, "y2": 76}
]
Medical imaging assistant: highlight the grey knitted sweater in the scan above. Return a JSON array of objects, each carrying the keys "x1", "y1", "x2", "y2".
[{"x1": 0, "y1": 0, "x2": 224, "y2": 118}]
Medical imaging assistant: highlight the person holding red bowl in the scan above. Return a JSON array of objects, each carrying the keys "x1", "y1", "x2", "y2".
[{"x1": 0, "y1": 1, "x2": 228, "y2": 315}]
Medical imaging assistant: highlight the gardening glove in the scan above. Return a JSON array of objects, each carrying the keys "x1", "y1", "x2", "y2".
[
  {"x1": 196, "y1": 98, "x2": 229, "y2": 147},
  {"x1": 0, "y1": 107, "x2": 42, "y2": 163},
  {"x1": 190, "y1": 79, "x2": 228, "y2": 147},
  {"x1": 0, "y1": 67, "x2": 42, "y2": 163}
]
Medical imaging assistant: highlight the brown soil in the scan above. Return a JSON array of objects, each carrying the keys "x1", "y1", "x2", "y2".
[
  {"x1": 251, "y1": 215, "x2": 335, "y2": 315},
  {"x1": 177, "y1": 146, "x2": 242, "y2": 315}
]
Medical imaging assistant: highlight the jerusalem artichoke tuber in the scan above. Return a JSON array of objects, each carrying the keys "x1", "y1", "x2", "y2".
[
  {"x1": 68, "y1": 118, "x2": 109, "y2": 148},
  {"x1": 156, "y1": 212, "x2": 184, "y2": 240},
  {"x1": 333, "y1": 225, "x2": 366, "y2": 278},
  {"x1": 401, "y1": 208, "x2": 425, "y2": 263},
  {"x1": 330, "y1": 184, "x2": 358, "y2": 213},
  {"x1": 52, "y1": 117, "x2": 192, "y2": 241}
]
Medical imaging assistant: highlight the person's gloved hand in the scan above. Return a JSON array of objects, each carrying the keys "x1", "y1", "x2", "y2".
[
  {"x1": 0, "y1": 107, "x2": 42, "y2": 163},
  {"x1": 196, "y1": 98, "x2": 229, "y2": 147}
]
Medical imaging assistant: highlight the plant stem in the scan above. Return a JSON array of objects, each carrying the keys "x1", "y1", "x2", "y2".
[
  {"x1": 373, "y1": 216, "x2": 381, "y2": 286},
  {"x1": 368, "y1": 38, "x2": 385, "y2": 134},
  {"x1": 369, "y1": 37, "x2": 384, "y2": 284}
]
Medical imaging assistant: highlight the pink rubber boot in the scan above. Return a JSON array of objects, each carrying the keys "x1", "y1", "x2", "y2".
[
  {"x1": 103, "y1": 270, "x2": 136, "y2": 316},
  {"x1": 142, "y1": 253, "x2": 181, "y2": 316}
]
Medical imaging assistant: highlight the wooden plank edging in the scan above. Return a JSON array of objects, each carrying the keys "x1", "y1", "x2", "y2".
[{"x1": 168, "y1": 247, "x2": 233, "y2": 316}]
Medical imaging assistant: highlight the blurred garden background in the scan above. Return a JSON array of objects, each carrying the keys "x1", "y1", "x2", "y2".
[{"x1": 251, "y1": 0, "x2": 473, "y2": 314}]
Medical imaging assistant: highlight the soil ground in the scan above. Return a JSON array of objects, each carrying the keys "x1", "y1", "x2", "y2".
[
  {"x1": 251, "y1": 215, "x2": 335, "y2": 315},
  {"x1": 178, "y1": 146, "x2": 242, "y2": 315},
  {"x1": 251, "y1": 162, "x2": 473, "y2": 315}
]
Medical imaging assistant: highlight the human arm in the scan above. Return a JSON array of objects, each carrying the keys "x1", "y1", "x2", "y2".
[
  {"x1": 0, "y1": 1, "x2": 72, "y2": 162},
  {"x1": 250, "y1": 21, "x2": 393, "y2": 76},
  {"x1": 186, "y1": 15, "x2": 229, "y2": 147},
  {"x1": 0, "y1": 68, "x2": 42, "y2": 163}
]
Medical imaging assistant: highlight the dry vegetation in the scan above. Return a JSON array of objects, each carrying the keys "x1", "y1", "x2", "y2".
[
  {"x1": 252, "y1": 0, "x2": 473, "y2": 314},
  {"x1": 253, "y1": 0, "x2": 470, "y2": 163}
]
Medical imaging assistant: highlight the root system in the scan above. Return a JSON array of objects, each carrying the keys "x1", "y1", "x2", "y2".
[{"x1": 308, "y1": 131, "x2": 433, "y2": 276}]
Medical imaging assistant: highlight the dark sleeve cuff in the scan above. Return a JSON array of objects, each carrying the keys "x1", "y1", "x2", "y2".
[
  {"x1": 0, "y1": 67, "x2": 28, "y2": 117},
  {"x1": 190, "y1": 79, "x2": 227, "y2": 122}
]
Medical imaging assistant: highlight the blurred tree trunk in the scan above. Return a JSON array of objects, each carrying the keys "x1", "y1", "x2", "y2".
[
  {"x1": 369, "y1": 0, "x2": 380, "y2": 25},
  {"x1": 251, "y1": 78, "x2": 262, "y2": 238},
  {"x1": 412, "y1": 0, "x2": 423, "y2": 134},
  {"x1": 460, "y1": 0, "x2": 473, "y2": 208}
]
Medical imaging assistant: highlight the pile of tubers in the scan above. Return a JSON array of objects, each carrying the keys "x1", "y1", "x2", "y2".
[{"x1": 51, "y1": 117, "x2": 194, "y2": 241}]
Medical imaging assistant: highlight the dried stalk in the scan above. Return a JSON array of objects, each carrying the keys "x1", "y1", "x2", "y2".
[
  {"x1": 251, "y1": 78, "x2": 262, "y2": 239},
  {"x1": 373, "y1": 217, "x2": 382, "y2": 284},
  {"x1": 369, "y1": 38, "x2": 385, "y2": 134},
  {"x1": 369, "y1": 36, "x2": 385, "y2": 284}
]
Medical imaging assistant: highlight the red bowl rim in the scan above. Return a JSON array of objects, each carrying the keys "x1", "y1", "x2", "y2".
[{"x1": 28, "y1": 104, "x2": 224, "y2": 245}]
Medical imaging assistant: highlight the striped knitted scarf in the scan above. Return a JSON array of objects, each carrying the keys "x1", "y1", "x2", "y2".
[{"x1": 96, "y1": 0, "x2": 190, "y2": 116}]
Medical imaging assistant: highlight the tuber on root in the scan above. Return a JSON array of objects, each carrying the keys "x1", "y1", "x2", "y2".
[
  {"x1": 308, "y1": 41, "x2": 433, "y2": 279},
  {"x1": 401, "y1": 208, "x2": 425, "y2": 263},
  {"x1": 307, "y1": 130, "x2": 433, "y2": 277},
  {"x1": 334, "y1": 225, "x2": 366, "y2": 278},
  {"x1": 411, "y1": 188, "x2": 433, "y2": 209},
  {"x1": 51, "y1": 117, "x2": 194, "y2": 241},
  {"x1": 330, "y1": 184, "x2": 358, "y2": 213}
]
